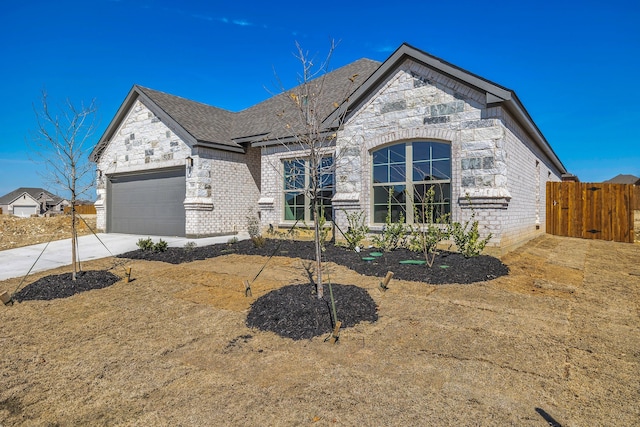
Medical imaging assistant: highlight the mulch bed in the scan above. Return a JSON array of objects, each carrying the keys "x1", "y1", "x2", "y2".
[
  {"x1": 12, "y1": 271, "x2": 120, "y2": 303},
  {"x1": 246, "y1": 283, "x2": 378, "y2": 340},
  {"x1": 8, "y1": 239, "x2": 508, "y2": 341},
  {"x1": 118, "y1": 238, "x2": 509, "y2": 285}
]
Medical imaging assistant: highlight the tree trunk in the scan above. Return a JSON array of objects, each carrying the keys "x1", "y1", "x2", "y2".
[
  {"x1": 313, "y1": 204, "x2": 323, "y2": 299},
  {"x1": 71, "y1": 204, "x2": 77, "y2": 281}
]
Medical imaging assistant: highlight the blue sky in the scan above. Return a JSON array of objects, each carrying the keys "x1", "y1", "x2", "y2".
[{"x1": 1, "y1": 0, "x2": 638, "y2": 198}]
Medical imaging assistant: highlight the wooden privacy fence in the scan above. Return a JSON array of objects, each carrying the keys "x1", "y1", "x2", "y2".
[
  {"x1": 546, "y1": 182, "x2": 636, "y2": 243},
  {"x1": 64, "y1": 205, "x2": 97, "y2": 215}
]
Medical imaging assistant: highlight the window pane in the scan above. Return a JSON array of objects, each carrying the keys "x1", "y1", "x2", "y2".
[
  {"x1": 373, "y1": 204, "x2": 388, "y2": 223},
  {"x1": 431, "y1": 159, "x2": 451, "y2": 180},
  {"x1": 413, "y1": 142, "x2": 430, "y2": 161},
  {"x1": 373, "y1": 149, "x2": 388, "y2": 164},
  {"x1": 284, "y1": 160, "x2": 305, "y2": 190},
  {"x1": 388, "y1": 144, "x2": 405, "y2": 163},
  {"x1": 431, "y1": 142, "x2": 450, "y2": 160},
  {"x1": 412, "y1": 160, "x2": 431, "y2": 181},
  {"x1": 373, "y1": 165, "x2": 388, "y2": 183},
  {"x1": 284, "y1": 191, "x2": 305, "y2": 221},
  {"x1": 389, "y1": 165, "x2": 405, "y2": 182}
]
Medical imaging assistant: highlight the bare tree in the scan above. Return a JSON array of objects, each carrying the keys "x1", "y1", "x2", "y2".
[
  {"x1": 271, "y1": 41, "x2": 360, "y2": 298},
  {"x1": 30, "y1": 90, "x2": 98, "y2": 280}
]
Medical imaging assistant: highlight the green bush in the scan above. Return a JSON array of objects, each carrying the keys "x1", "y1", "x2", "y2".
[
  {"x1": 136, "y1": 237, "x2": 154, "y2": 251},
  {"x1": 448, "y1": 208, "x2": 492, "y2": 257},
  {"x1": 340, "y1": 210, "x2": 369, "y2": 250},
  {"x1": 372, "y1": 211, "x2": 407, "y2": 251},
  {"x1": 153, "y1": 239, "x2": 168, "y2": 253}
]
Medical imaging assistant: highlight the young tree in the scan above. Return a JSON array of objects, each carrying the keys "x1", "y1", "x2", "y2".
[
  {"x1": 30, "y1": 91, "x2": 98, "y2": 280},
  {"x1": 272, "y1": 41, "x2": 360, "y2": 298}
]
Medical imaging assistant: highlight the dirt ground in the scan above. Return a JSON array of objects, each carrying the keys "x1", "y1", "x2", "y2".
[
  {"x1": 0, "y1": 215, "x2": 97, "y2": 251},
  {"x1": 0, "y1": 234, "x2": 638, "y2": 426}
]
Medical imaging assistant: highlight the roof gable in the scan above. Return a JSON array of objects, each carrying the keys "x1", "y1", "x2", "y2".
[
  {"x1": 326, "y1": 43, "x2": 566, "y2": 174},
  {"x1": 604, "y1": 174, "x2": 640, "y2": 184},
  {"x1": 0, "y1": 188, "x2": 41, "y2": 206}
]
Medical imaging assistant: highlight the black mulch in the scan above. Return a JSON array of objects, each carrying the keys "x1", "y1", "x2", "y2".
[
  {"x1": 118, "y1": 238, "x2": 509, "y2": 285},
  {"x1": 8, "y1": 239, "x2": 508, "y2": 342},
  {"x1": 118, "y1": 238, "x2": 508, "y2": 341},
  {"x1": 245, "y1": 283, "x2": 378, "y2": 340},
  {"x1": 12, "y1": 271, "x2": 121, "y2": 303}
]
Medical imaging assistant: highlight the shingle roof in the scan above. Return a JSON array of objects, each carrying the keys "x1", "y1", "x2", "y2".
[
  {"x1": 136, "y1": 86, "x2": 237, "y2": 148},
  {"x1": 603, "y1": 174, "x2": 640, "y2": 184},
  {"x1": 236, "y1": 58, "x2": 381, "y2": 142},
  {"x1": 91, "y1": 57, "x2": 381, "y2": 160},
  {"x1": 0, "y1": 187, "x2": 62, "y2": 205}
]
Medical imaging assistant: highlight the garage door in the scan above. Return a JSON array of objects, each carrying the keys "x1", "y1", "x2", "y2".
[
  {"x1": 13, "y1": 205, "x2": 37, "y2": 217},
  {"x1": 107, "y1": 168, "x2": 186, "y2": 236}
]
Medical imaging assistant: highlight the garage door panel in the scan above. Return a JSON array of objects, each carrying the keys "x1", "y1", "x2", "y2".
[
  {"x1": 13, "y1": 205, "x2": 38, "y2": 217},
  {"x1": 108, "y1": 168, "x2": 186, "y2": 236}
]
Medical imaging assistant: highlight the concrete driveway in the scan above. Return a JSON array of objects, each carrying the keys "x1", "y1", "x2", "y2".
[{"x1": 0, "y1": 232, "x2": 248, "y2": 281}]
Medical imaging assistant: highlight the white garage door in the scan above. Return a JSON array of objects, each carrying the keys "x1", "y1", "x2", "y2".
[
  {"x1": 107, "y1": 168, "x2": 186, "y2": 236},
  {"x1": 13, "y1": 205, "x2": 37, "y2": 217}
]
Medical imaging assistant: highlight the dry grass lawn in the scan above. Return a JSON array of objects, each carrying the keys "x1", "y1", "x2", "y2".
[
  {"x1": 0, "y1": 215, "x2": 97, "y2": 251},
  {"x1": 0, "y1": 234, "x2": 638, "y2": 426}
]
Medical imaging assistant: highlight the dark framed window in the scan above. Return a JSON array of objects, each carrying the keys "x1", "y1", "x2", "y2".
[
  {"x1": 284, "y1": 157, "x2": 334, "y2": 222},
  {"x1": 372, "y1": 141, "x2": 451, "y2": 223}
]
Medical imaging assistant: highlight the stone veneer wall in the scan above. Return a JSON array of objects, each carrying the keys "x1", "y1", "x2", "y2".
[
  {"x1": 332, "y1": 58, "x2": 561, "y2": 251},
  {"x1": 95, "y1": 100, "x2": 192, "y2": 232},
  {"x1": 95, "y1": 99, "x2": 260, "y2": 237}
]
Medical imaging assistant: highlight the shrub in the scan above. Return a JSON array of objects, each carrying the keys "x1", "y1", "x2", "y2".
[
  {"x1": 448, "y1": 204, "x2": 492, "y2": 257},
  {"x1": 372, "y1": 211, "x2": 408, "y2": 251},
  {"x1": 227, "y1": 236, "x2": 238, "y2": 245},
  {"x1": 406, "y1": 186, "x2": 450, "y2": 266},
  {"x1": 246, "y1": 211, "x2": 261, "y2": 238},
  {"x1": 153, "y1": 239, "x2": 168, "y2": 253},
  {"x1": 136, "y1": 237, "x2": 154, "y2": 251},
  {"x1": 340, "y1": 210, "x2": 369, "y2": 250},
  {"x1": 251, "y1": 235, "x2": 266, "y2": 248},
  {"x1": 407, "y1": 218, "x2": 449, "y2": 267},
  {"x1": 183, "y1": 241, "x2": 197, "y2": 252}
]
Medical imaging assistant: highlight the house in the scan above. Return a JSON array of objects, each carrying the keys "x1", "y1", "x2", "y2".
[
  {"x1": 604, "y1": 174, "x2": 640, "y2": 185},
  {"x1": 0, "y1": 188, "x2": 69, "y2": 217},
  {"x1": 90, "y1": 43, "x2": 569, "y2": 252}
]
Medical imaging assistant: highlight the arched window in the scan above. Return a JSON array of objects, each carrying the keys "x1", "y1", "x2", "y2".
[{"x1": 372, "y1": 141, "x2": 451, "y2": 223}]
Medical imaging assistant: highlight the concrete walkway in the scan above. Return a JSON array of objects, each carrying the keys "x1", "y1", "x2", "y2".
[{"x1": 0, "y1": 232, "x2": 249, "y2": 281}]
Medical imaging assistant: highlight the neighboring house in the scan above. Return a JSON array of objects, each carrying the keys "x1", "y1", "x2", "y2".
[
  {"x1": 604, "y1": 174, "x2": 640, "y2": 185},
  {"x1": 91, "y1": 43, "x2": 569, "y2": 252},
  {"x1": 0, "y1": 190, "x2": 40, "y2": 217},
  {"x1": 0, "y1": 187, "x2": 69, "y2": 217}
]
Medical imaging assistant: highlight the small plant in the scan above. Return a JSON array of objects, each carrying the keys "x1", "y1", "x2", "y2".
[
  {"x1": 406, "y1": 186, "x2": 450, "y2": 267},
  {"x1": 372, "y1": 211, "x2": 408, "y2": 251},
  {"x1": 340, "y1": 210, "x2": 369, "y2": 250},
  {"x1": 136, "y1": 237, "x2": 154, "y2": 251},
  {"x1": 183, "y1": 241, "x2": 197, "y2": 252},
  {"x1": 153, "y1": 239, "x2": 168, "y2": 252},
  {"x1": 227, "y1": 236, "x2": 239, "y2": 245},
  {"x1": 448, "y1": 198, "x2": 492, "y2": 257},
  {"x1": 246, "y1": 210, "x2": 261, "y2": 238},
  {"x1": 251, "y1": 235, "x2": 266, "y2": 248},
  {"x1": 316, "y1": 207, "x2": 331, "y2": 252}
]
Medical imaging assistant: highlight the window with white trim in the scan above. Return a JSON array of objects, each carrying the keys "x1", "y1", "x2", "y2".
[
  {"x1": 372, "y1": 141, "x2": 451, "y2": 223},
  {"x1": 283, "y1": 157, "x2": 334, "y2": 222}
]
